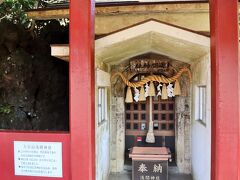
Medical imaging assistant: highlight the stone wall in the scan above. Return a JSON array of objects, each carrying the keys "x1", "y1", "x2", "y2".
[
  {"x1": 0, "y1": 21, "x2": 69, "y2": 131},
  {"x1": 175, "y1": 96, "x2": 191, "y2": 173},
  {"x1": 175, "y1": 73, "x2": 192, "y2": 174},
  {"x1": 110, "y1": 97, "x2": 125, "y2": 172}
]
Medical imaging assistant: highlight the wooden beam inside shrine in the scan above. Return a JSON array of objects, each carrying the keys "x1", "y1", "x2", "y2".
[{"x1": 51, "y1": 44, "x2": 69, "y2": 61}]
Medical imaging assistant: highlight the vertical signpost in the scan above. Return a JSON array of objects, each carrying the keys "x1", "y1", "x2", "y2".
[
  {"x1": 210, "y1": 0, "x2": 239, "y2": 180},
  {"x1": 70, "y1": 0, "x2": 95, "y2": 180}
]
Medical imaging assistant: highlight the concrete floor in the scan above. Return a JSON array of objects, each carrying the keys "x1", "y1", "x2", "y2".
[{"x1": 109, "y1": 166, "x2": 193, "y2": 180}]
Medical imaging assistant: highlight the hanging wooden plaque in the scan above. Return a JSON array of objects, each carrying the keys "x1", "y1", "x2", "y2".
[{"x1": 129, "y1": 59, "x2": 172, "y2": 75}]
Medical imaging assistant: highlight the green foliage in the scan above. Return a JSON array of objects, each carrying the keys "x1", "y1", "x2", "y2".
[
  {"x1": 0, "y1": 0, "x2": 37, "y2": 25},
  {"x1": 0, "y1": 105, "x2": 11, "y2": 114}
]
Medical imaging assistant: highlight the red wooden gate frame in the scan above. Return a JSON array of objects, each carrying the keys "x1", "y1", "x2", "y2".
[
  {"x1": 69, "y1": 0, "x2": 95, "y2": 180},
  {"x1": 210, "y1": 0, "x2": 239, "y2": 180}
]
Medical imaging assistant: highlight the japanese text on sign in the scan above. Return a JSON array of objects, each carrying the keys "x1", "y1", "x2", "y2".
[
  {"x1": 133, "y1": 161, "x2": 167, "y2": 180},
  {"x1": 14, "y1": 141, "x2": 63, "y2": 177}
]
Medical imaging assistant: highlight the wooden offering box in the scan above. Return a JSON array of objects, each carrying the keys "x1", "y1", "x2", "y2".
[{"x1": 129, "y1": 147, "x2": 171, "y2": 180}]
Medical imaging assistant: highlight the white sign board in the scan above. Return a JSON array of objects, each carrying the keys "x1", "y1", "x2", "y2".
[{"x1": 14, "y1": 141, "x2": 63, "y2": 178}]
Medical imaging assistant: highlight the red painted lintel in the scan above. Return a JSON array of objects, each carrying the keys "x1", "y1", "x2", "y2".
[
  {"x1": 69, "y1": 0, "x2": 95, "y2": 180},
  {"x1": 210, "y1": 1, "x2": 239, "y2": 180}
]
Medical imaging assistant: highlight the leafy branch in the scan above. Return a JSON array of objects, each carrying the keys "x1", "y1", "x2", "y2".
[
  {"x1": 0, "y1": 0, "x2": 37, "y2": 25},
  {"x1": 0, "y1": 105, "x2": 11, "y2": 114}
]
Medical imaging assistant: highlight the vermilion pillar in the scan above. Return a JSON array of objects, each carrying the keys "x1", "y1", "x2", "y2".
[
  {"x1": 210, "y1": 1, "x2": 239, "y2": 180},
  {"x1": 70, "y1": 0, "x2": 95, "y2": 180}
]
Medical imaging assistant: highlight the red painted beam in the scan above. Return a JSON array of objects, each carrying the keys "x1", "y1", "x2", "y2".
[
  {"x1": 69, "y1": 0, "x2": 95, "y2": 180},
  {"x1": 210, "y1": 1, "x2": 239, "y2": 180}
]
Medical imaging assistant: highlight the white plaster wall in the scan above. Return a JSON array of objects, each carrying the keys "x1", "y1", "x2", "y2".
[
  {"x1": 96, "y1": 69, "x2": 111, "y2": 180},
  {"x1": 191, "y1": 54, "x2": 211, "y2": 180},
  {"x1": 96, "y1": 122, "x2": 110, "y2": 180}
]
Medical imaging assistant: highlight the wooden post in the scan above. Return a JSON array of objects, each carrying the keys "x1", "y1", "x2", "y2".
[
  {"x1": 69, "y1": 0, "x2": 95, "y2": 180},
  {"x1": 210, "y1": 0, "x2": 239, "y2": 180}
]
